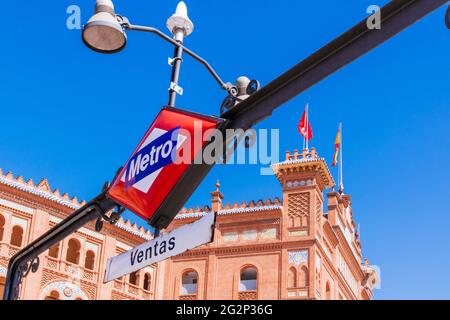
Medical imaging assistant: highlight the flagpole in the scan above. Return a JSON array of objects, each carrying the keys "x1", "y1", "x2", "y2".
[
  {"x1": 339, "y1": 122, "x2": 344, "y2": 194},
  {"x1": 306, "y1": 103, "x2": 309, "y2": 151},
  {"x1": 303, "y1": 120, "x2": 306, "y2": 151},
  {"x1": 336, "y1": 124, "x2": 340, "y2": 192}
]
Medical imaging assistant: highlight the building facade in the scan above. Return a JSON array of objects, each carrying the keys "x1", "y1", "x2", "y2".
[{"x1": 0, "y1": 148, "x2": 378, "y2": 300}]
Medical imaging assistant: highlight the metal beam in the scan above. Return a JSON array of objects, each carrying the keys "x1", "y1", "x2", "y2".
[{"x1": 222, "y1": 0, "x2": 448, "y2": 129}]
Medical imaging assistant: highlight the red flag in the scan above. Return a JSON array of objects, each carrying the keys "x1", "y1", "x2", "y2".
[{"x1": 298, "y1": 105, "x2": 313, "y2": 141}]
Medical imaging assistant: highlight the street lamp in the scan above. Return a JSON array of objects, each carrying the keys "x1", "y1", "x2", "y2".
[
  {"x1": 82, "y1": 0, "x2": 127, "y2": 53},
  {"x1": 82, "y1": 0, "x2": 257, "y2": 109}
]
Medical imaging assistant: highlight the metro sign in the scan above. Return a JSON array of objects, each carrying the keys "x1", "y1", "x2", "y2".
[{"x1": 108, "y1": 107, "x2": 226, "y2": 228}]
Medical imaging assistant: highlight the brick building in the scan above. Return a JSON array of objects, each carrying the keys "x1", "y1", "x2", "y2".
[{"x1": 0, "y1": 148, "x2": 378, "y2": 300}]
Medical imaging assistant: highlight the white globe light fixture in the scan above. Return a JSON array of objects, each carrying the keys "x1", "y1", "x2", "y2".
[
  {"x1": 166, "y1": 1, "x2": 194, "y2": 41},
  {"x1": 82, "y1": 0, "x2": 127, "y2": 54}
]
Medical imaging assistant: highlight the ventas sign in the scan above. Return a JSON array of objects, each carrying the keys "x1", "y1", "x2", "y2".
[
  {"x1": 104, "y1": 212, "x2": 216, "y2": 283},
  {"x1": 107, "y1": 107, "x2": 225, "y2": 229}
]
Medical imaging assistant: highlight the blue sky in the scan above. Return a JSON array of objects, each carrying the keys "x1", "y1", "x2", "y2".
[{"x1": 0, "y1": 0, "x2": 449, "y2": 299}]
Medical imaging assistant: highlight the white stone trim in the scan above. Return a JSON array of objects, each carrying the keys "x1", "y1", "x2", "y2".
[
  {"x1": 11, "y1": 216, "x2": 28, "y2": 229},
  {"x1": 222, "y1": 232, "x2": 239, "y2": 242},
  {"x1": 85, "y1": 242, "x2": 99, "y2": 255},
  {"x1": 242, "y1": 230, "x2": 257, "y2": 241},
  {"x1": 116, "y1": 241, "x2": 133, "y2": 251},
  {"x1": 261, "y1": 228, "x2": 277, "y2": 240},
  {"x1": 0, "y1": 198, "x2": 34, "y2": 214},
  {"x1": 0, "y1": 266, "x2": 7, "y2": 277},
  {"x1": 114, "y1": 223, "x2": 152, "y2": 241},
  {"x1": 272, "y1": 157, "x2": 326, "y2": 167},
  {"x1": 78, "y1": 227, "x2": 105, "y2": 241},
  {"x1": 271, "y1": 157, "x2": 335, "y2": 187},
  {"x1": 49, "y1": 215, "x2": 62, "y2": 224},
  {"x1": 0, "y1": 176, "x2": 78, "y2": 210},
  {"x1": 176, "y1": 205, "x2": 282, "y2": 220},
  {"x1": 50, "y1": 215, "x2": 105, "y2": 241},
  {"x1": 50, "y1": 214, "x2": 152, "y2": 241}
]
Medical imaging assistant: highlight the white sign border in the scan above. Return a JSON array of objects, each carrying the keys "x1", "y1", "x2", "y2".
[{"x1": 104, "y1": 212, "x2": 216, "y2": 283}]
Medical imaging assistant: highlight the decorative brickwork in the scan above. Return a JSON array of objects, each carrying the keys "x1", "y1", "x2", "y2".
[
  {"x1": 46, "y1": 257, "x2": 58, "y2": 270},
  {"x1": 0, "y1": 256, "x2": 8, "y2": 268},
  {"x1": 238, "y1": 291, "x2": 257, "y2": 300},
  {"x1": 40, "y1": 270, "x2": 60, "y2": 289},
  {"x1": 127, "y1": 284, "x2": 140, "y2": 296},
  {"x1": 111, "y1": 290, "x2": 135, "y2": 301},
  {"x1": 82, "y1": 269, "x2": 96, "y2": 282},
  {"x1": 316, "y1": 195, "x2": 322, "y2": 236},
  {"x1": 81, "y1": 281, "x2": 97, "y2": 300},
  {"x1": 114, "y1": 280, "x2": 124, "y2": 291},
  {"x1": 179, "y1": 294, "x2": 197, "y2": 300},
  {"x1": 288, "y1": 193, "x2": 310, "y2": 228},
  {"x1": 316, "y1": 196, "x2": 322, "y2": 221}
]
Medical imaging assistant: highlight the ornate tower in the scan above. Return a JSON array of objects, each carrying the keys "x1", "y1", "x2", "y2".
[
  {"x1": 272, "y1": 148, "x2": 335, "y2": 240},
  {"x1": 272, "y1": 148, "x2": 335, "y2": 299}
]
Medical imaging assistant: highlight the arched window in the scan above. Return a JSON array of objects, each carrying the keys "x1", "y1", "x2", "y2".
[
  {"x1": 143, "y1": 273, "x2": 151, "y2": 291},
  {"x1": 240, "y1": 267, "x2": 257, "y2": 292},
  {"x1": 325, "y1": 282, "x2": 332, "y2": 300},
  {"x1": 10, "y1": 225, "x2": 23, "y2": 247},
  {"x1": 66, "y1": 239, "x2": 81, "y2": 265},
  {"x1": 0, "y1": 276, "x2": 5, "y2": 298},
  {"x1": 84, "y1": 250, "x2": 95, "y2": 271},
  {"x1": 288, "y1": 267, "x2": 297, "y2": 288},
  {"x1": 129, "y1": 272, "x2": 140, "y2": 286},
  {"x1": 45, "y1": 290, "x2": 60, "y2": 300},
  {"x1": 0, "y1": 215, "x2": 5, "y2": 242},
  {"x1": 299, "y1": 266, "x2": 309, "y2": 288},
  {"x1": 180, "y1": 271, "x2": 198, "y2": 295},
  {"x1": 48, "y1": 243, "x2": 60, "y2": 259}
]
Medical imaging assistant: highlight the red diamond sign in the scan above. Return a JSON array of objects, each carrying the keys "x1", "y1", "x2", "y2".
[{"x1": 108, "y1": 107, "x2": 225, "y2": 227}]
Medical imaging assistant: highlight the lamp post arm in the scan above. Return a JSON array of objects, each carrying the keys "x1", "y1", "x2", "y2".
[{"x1": 125, "y1": 23, "x2": 234, "y2": 93}]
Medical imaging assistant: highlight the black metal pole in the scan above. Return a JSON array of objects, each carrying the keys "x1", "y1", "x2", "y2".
[
  {"x1": 168, "y1": 44, "x2": 184, "y2": 107},
  {"x1": 2, "y1": 192, "x2": 117, "y2": 300}
]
